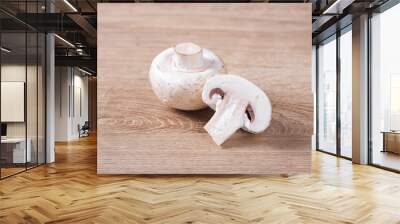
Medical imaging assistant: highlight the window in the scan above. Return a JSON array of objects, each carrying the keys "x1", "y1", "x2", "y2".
[
  {"x1": 317, "y1": 35, "x2": 337, "y2": 154},
  {"x1": 339, "y1": 27, "x2": 352, "y2": 158},
  {"x1": 316, "y1": 25, "x2": 353, "y2": 159},
  {"x1": 370, "y1": 3, "x2": 400, "y2": 171},
  {"x1": 0, "y1": 1, "x2": 47, "y2": 179}
]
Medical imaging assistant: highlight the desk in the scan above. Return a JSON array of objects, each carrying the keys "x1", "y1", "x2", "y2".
[
  {"x1": 1, "y1": 138, "x2": 31, "y2": 163},
  {"x1": 382, "y1": 131, "x2": 400, "y2": 154}
]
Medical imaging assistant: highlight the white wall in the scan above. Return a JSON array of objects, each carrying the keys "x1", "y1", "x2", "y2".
[
  {"x1": 71, "y1": 73, "x2": 89, "y2": 138},
  {"x1": 55, "y1": 67, "x2": 70, "y2": 141},
  {"x1": 55, "y1": 67, "x2": 89, "y2": 141}
]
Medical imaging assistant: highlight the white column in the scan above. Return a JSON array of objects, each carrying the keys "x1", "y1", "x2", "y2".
[
  {"x1": 45, "y1": 0, "x2": 56, "y2": 163},
  {"x1": 312, "y1": 45, "x2": 317, "y2": 151},
  {"x1": 352, "y1": 14, "x2": 369, "y2": 164},
  {"x1": 46, "y1": 32, "x2": 55, "y2": 163}
]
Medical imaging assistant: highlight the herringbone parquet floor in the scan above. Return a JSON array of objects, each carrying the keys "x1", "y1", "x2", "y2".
[{"x1": 1, "y1": 135, "x2": 400, "y2": 224}]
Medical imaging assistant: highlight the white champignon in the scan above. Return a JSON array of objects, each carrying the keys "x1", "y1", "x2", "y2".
[
  {"x1": 202, "y1": 74, "x2": 272, "y2": 145},
  {"x1": 149, "y1": 42, "x2": 226, "y2": 111},
  {"x1": 173, "y1": 42, "x2": 204, "y2": 71}
]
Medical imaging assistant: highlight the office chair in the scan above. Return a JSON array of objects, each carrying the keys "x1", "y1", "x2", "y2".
[{"x1": 79, "y1": 121, "x2": 90, "y2": 138}]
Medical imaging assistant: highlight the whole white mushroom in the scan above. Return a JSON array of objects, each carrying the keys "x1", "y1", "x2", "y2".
[{"x1": 149, "y1": 42, "x2": 226, "y2": 111}]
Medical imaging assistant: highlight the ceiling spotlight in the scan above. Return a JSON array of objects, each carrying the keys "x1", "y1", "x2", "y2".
[
  {"x1": 1, "y1": 47, "x2": 11, "y2": 53},
  {"x1": 78, "y1": 67, "x2": 93, "y2": 76},
  {"x1": 63, "y1": 0, "x2": 78, "y2": 12},
  {"x1": 54, "y1": 34, "x2": 75, "y2": 48},
  {"x1": 76, "y1": 48, "x2": 85, "y2": 55},
  {"x1": 323, "y1": 0, "x2": 355, "y2": 15}
]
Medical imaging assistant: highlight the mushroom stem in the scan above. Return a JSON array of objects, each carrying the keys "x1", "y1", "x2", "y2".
[
  {"x1": 204, "y1": 96, "x2": 248, "y2": 145},
  {"x1": 174, "y1": 42, "x2": 204, "y2": 70}
]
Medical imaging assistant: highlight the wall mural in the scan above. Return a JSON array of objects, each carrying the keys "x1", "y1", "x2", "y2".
[{"x1": 98, "y1": 3, "x2": 312, "y2": 174}]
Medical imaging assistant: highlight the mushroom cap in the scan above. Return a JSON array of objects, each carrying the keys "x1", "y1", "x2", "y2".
[
  {"x1": 202, "y1": 74, "x2": 272, "y2": 133},
  {"x1": 149, "y1": 45, "x2": 226, "y2": 111}
]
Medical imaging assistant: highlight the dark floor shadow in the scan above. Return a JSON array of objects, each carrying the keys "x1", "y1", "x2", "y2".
[{"x1": 172, "y1": 107, "x2": 215, "y2": 124}]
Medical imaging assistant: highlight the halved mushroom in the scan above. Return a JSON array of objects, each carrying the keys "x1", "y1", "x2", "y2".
[
  {"x1": 149, "y1": 42, "x2": 226, "y2": 111},
  {"x1": 202, "y1": 75, "x2": 272, "y2": 145}
]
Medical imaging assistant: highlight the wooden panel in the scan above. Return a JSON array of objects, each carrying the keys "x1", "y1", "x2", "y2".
[{"x1": 97, "y1": 3, "x2": 312, "y2": 174}]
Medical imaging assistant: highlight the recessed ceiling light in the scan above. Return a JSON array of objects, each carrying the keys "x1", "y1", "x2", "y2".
[
  {"x1": 63, "y1": 0, "x2": 78, "y2": 12},
  {"x1": 323, "y1": 0, "x2": 355, "y2": 15},
  {"x1": 54, "y1": 34, "x2": 75, "y2": 48},
  {"x1": 1, "y1": 47, "x2": 11, "y2": 53},
  {"x1": 78, "y1": 67, "x2": 93, "y2": 76}
]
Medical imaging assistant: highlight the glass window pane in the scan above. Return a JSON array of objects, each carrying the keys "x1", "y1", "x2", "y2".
[
  {"x1": 1, "y1": 31, "x2": 27, "y2": 177},
  {"x1": 371, "y1": 4, "x2": 400, "y2": 171},
  {"x1": 318, "y1": 36, "x2": 337, "y2": 154},
  {"x1": 27, "y1": 31, "x2": 38, "y2": 169},
  {"x1": 0, "y1": 1, "x2": 46, "y2": 179},
  {"x1": 340, "y1": 28, "x2": 352, "y2": 158}
]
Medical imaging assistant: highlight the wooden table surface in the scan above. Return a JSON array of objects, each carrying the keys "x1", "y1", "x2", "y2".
[{"x1": 98, "y1": 3, "x2": 312, "y2": 174}]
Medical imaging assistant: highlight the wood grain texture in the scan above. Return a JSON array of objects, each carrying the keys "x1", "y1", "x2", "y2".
[
  {"x1": 97, "y1": 3, "x2": 312, "y2": 174},
  {"x1": 1, "y1": 135, "x2": 400, "y2": 223}
]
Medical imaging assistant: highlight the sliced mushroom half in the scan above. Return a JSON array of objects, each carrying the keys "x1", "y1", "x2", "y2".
[{"x1": 202, "y1": 74, "x2": 272, "y2": 145}]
